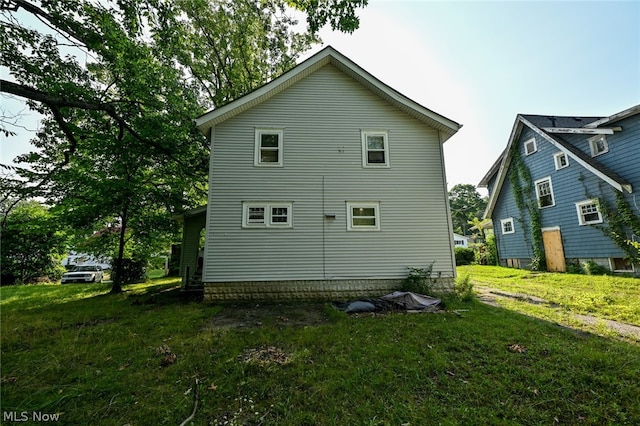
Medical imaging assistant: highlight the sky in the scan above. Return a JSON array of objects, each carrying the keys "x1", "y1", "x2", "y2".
[{"x1": 2, "y1": 0, "x2": 639, "y2": 194}]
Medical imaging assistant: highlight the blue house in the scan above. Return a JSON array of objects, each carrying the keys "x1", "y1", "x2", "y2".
[{"x1": 479, "y1": 105, "x2": 640, "y2": 274}]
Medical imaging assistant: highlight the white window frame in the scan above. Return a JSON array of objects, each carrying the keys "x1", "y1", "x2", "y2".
[
  {"x1": 610, "y1": 258, "x2": 634, "y2": 273},
  {"x1": 254, "y1": 129, "x2": 284, "y2": 167},
  {"x1": 524, "y1": 138, "x2": 537, "y2": 155},
  {"x1": 554, "y1": 152, "x2": 569, "y2": 170},
  {"x1": 500, "y1": 217, "x2": 515, "y2": 235},
  {"x1": 242, "y1": 202, "x2": 292, "y2": 228},
  {"x1": 361, "y1": 130, "x2": 390, "y2": 168},
  {"x1": 535, "y1": 176, "x2": 555, "y2": 208},
  {"x1": 575, "y1": 199, "x2": 603, "y2": 226},
  {"x1": 346, "y1": 201, "x2": 381, "y2": 231},
  {"x1": 588, "y1": 135, "x2": 608, "y2": 157}
]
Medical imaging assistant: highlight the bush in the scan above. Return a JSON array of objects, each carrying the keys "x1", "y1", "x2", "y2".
[
  {"x1": 485, "y1": 234, "x2": 498, "y2": 266},
  {"x1": 111, "y1": 258, "x2": 147, "y2": 284},
  {"x1": 454, "y1": 273, "x2": 474, "y2": 301},
  {"x1": 455, "y1": 247, "x2": 475, "y2": 266},
  {"x1": 583, "y1": 260, "x2": 609, "y2": 276},
  {"x1": 402, "y1": 262, "x2": 435, "y2": 295}
]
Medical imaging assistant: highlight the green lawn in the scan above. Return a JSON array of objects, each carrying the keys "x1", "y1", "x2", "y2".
[
  {"x1": 1, "y1": 273, "x2": 639, "y2": 425},
  {"x1": 459, "y1": 265, "x2": 640, "y2": 325}
]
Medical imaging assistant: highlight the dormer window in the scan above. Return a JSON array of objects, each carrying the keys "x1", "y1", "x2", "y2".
[
  {"x1": 524, "y1": 138, "x2": 537, "y2": 155},
  {"x1": 255, "y1": 129, "x2": 283, "y2": 167},
  {"x1": 588, "y1": 135, "x2": 608, "y2": 157}
]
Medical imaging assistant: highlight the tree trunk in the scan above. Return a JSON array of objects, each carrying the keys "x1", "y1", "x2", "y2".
[{"x1": 110, "y1": 212, "x2": 128, "y2": 294}]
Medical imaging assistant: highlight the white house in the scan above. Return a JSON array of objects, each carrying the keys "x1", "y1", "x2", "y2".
[
  {"x1": 179, "y1": 46, "x2": 462, "y2": 300},
  {"x1": 453, "y1": 233, "x2": 470, "y2": 248}
]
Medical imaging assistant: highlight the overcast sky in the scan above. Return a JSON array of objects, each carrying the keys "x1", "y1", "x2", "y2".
[{"x1": 2, "y1": 1, "x2": 639, "y2": 194}]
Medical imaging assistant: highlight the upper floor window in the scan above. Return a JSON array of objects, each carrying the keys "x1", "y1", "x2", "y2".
[
  {"x1": 575, "y1": 200, "x2": 603, "y2": 226},
  {"x1": 588, "y1": 135, "x2": 608, "y2": 157},
  {"x1": 554, "y1": 152, "x2": 569, "y2": 170},
  {"x1": 242, "y1": 202, "x2": 292, "y2": 228},
  {"x1": 347, "y1": 201, "x2": 380, "y2": 231},
  {"x1": 535, "y1": 177, "x2": 555, "y2": 208},
  {"x1": 501, "y1": 217, "x2": 515, "y2": 234},
  {"x1": 524, "y1": 138, "x2": 537, "y2": 155},
  {"x1": 255, "y1": 129, "x2": 283, "y2": 167},
  {"x1": 361, "y1": 131, "x2": 389, "y2": 168}
]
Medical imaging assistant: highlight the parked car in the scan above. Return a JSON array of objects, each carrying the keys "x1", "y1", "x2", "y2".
[{"x1": 61, "y1": 265, "x2": 104, "y2": 284}]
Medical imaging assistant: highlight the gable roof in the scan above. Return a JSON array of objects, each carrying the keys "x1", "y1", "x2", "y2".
[
  {"x1": 195, "y1": 46, "x2": 461, "y2": 142},
  {"x1": 479, "y1": 105, "x2": 639, "y2": 219}
]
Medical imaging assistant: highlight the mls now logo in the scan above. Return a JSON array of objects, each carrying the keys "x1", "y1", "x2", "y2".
[{"x1": 3, "y1": 411, "x2": 61, "y2": 422}]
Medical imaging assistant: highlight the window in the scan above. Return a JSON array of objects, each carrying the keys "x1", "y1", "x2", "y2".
[
  {"x1": 554, "y1": 152, "x2": 569, "y2": 170},
  {"x1": 524, "y1": 138, "x2": 537, "y2": 155},
  {"x1": 575, "y1": 200, "x2": 603, "y2": 225},
  {"x1": 361, "y1": 131, "x2": 389, "y2": 167},
  {"x1": 501, "y1": 218, "x2": 515, "y2": 234},
  {"x1": 347, "y1": 202, "x2": 380, "y2": 231},
  {"x1": 589, "y1": 135, "x2": 608, "y2": 157},
  {"x1": 611, "y1": 258, "x2": 633, "y2": 272},
  {"x1": 255, "y1": 129, "x2": 283, "y2": 166},
  {"x1": 535, "y1": 177, "x2": 555, "y2": 208},
  {"x1": 242, "y1": 202, "x2": 292, "y2": 228}
]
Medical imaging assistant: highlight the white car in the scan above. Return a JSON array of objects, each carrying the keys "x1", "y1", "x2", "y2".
[{"x1": 61, "y1": 265, "x2": 104, "y2": 284}]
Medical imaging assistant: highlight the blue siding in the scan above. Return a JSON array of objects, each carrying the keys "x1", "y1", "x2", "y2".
[{"x1": 490, "y1": 115, "x2": 640, "y2": 263}]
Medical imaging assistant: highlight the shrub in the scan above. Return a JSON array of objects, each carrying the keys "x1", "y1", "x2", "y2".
[
  {"x1": 455, "y1": 247, "x2": 475, "y2": 266},
  {"x1": 485, "y1": 234, "x2": 498, "y2": 266},
  {"x1": 402, "y1": 262, "x2": 435, "y2": 295},
  {"x1": 454, "y1": 273, "x2": 474, "y2": 301},
  {"x1": 111, "y1": 258, "x2": 147, "y2": 284},
  {"x1": 583, "y1": 260, "x2": 609, "y2": 276}
]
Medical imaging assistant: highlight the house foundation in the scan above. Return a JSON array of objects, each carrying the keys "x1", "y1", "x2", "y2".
[{"x1": 203, "y1": 278, "x2": 454, "y2": 301}]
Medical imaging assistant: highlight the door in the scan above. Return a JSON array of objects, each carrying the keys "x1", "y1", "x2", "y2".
[{"x1": 542, "y1": 228, "x2": 566, "y2": 272}]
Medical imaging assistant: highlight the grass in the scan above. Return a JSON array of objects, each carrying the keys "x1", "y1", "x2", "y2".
[
  {"x1": 459, "y1": 265, "x2": 640, "y2": 325},
  {"x1": 1, "y1": 274, "x2": 640, "y2": 425}
]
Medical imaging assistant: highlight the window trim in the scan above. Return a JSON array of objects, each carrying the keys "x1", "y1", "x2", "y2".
[
  {"x1": 575, "y1": 199, "x2": 603, "y2": 226},
  {"x1": 500, "y1": 217, "x2": 515, "y2": 235},
  {"x1": 524, "y1": 138, "x2": 537, "y2": 155},
  {"x1": 346, "y1": 201, "x2": 381, "y2": 231},
  {"x1": 610, "y1": 257, "x2": 634, "y2": 273},
  {"x1": 361, "y1": 130, "x2": 390, "y2": 168},
  {"x1": 588, "y1": 135, "x2": 608, "y2": 157},
  {"x1": 534, "y1": 176, "x2": 555, "y2": 208},
  {"x1": 254, "y1": 128, "x2": 284, "y2": 167},
  {"x1": 554, "y1": 152, "x2": 569, "y2": 170},
  {"x1": 242, "y1": 202, "x2": 292, "y2": 228}
]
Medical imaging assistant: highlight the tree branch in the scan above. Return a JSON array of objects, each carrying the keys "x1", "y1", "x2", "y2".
[{"x1": 10, "y1": 0, "x2": 85, "y2": 43}]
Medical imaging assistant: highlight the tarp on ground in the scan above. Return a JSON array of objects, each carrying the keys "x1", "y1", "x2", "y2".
[{"x1": 380, "y1": 291, "x2": 441, "y2": 311}]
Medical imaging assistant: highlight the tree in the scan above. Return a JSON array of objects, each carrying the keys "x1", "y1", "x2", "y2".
[
  {"x1": 448, "y1": 184, "x2": 487, "y2": 236},
  {"x1": 1, "y1": 0, "x2": 368, "y2": 293},
  {"x1": 1, "y1": 200, "x2": 68, "y2": 284}
]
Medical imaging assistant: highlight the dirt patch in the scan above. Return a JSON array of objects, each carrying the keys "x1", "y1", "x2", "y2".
[
  {"x1": 208, "y1": 302, "x2": 331, "y2": 330},
  {"x1": 238, "y1": 345, "x2": 292, "y2": 366}
]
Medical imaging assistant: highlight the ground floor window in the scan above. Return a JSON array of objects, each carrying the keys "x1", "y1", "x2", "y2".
[
  {"x1": 242, "y1": 202, "x2": 292, "y2": 228},
  {"x1": 346, "y1": 201, "x2": 380, "y2": 231},
  {"x1": 500, "y1": 217, "x2": 515, "y2": 234},
  {"x1": 575, "y1": 200, "x2": 603, "y2": 225}
]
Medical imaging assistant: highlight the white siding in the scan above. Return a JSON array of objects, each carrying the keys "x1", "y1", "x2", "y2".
[{"x1": 204, "y1": 64, "x2": 455, "y2": 283}]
